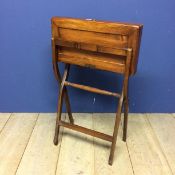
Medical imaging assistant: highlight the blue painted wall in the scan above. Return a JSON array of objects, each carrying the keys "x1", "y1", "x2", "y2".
[{"x1": 0, "y1": 0, "x2": 175, "y2": 112}]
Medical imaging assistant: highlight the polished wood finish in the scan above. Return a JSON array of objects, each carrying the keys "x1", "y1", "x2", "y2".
[
  {"x1": 51, "y1": 16, "x2": 143, "y2": 165},
  {"x1": 58, "y1": 47, "x2": 126, "y2": 73},
  {"x1": 58, "y1": 120, "x2": 113, "y2": 142},
  {"x1": 54, "y1": 64, "x2": 70, "y2": 145},
  {"x1": 52, "y1": 38, "x2": 74, "y2": 124},
  {"x1": 109, "y1": 49, "x2": 132, "y2": 165},
  {"x1": 64, "y1": 81, "x2": 121, "y2": 98},
  {"x1": 52, "y1": 16, "x2": 143, "y2": 75}
]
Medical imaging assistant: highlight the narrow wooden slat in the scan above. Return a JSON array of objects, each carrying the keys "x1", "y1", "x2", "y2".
[
  {"x1": 16, "y1": 113, "x2": 65, "y2": 175},
  {"x1": 0, "y1": 113, "x2": 11, "y2": 132},
  {"x1": 59, "y1": 120, "x2": 113, "y2": 142},
  {"x1": 93, "y1": 113, "x2": 134, "y2": 175},
  {"x1": 56, "y1": 113, "x2": 94, "y2": 175},
  {"x1": 126, "y1": 114, "x2": 173, "y2": 175},
  {"x1": 147, "y1": 114, "x2": 175, "y2": 174},
  {"x1": 65, "y1": 81, "x2": 121, "y2": 98},
  {"x1": 0, "y1": 113, "x2": 38, "y2": 175}
]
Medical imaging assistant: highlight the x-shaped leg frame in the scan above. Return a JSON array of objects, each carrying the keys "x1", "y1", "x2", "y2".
[
  {"x1": 53, "y1": 46, "x2": 132, "y2": 165},
  {"x1": 52, "y1": 38, "x2": 74, "y2": 131},
  {"x1": 53, "y1": 64, "x2": 72, "y2": 145}
]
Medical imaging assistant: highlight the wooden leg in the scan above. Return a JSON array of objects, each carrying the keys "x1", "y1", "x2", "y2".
[
  {"x1": 53, "y1": 61, "x2": 74, "y2": 124},
  {"x1": 53, "y1": 84, "x2": 65, "y2": 145},
  {"x1": 63, "y1": 64, "x2": 74, "y2": 124},
  {"x1": 108, "y1": 49, "x2": 132, "y2": 165},
  {"x1": 64, "y1": 88, "x2": 74, "y2": 124},
  {"x1": 121, "y1": 49, "x2": 131, "y2": 142},
  {"x1": 123, "y1": 97, "x2": 129, "y2": 142},
  {"x1": 108, "y1": 93, "x2": 124, "y2": 165},
  {"x1": 54, "y1": 64, "x2": 70, "y2": 145}
]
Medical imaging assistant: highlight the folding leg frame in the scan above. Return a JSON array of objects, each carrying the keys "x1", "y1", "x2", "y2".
[
  {"x1": 53, "y1": 49, "x2": 132, "y2": 165},
  {"x1": 52, "y1": 38, "x2": 74, "y2": 126}
]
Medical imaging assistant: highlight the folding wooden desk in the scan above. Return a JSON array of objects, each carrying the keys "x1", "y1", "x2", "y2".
[{"x1": 51, "y1": 17, "x2": 143, "y2": 165}]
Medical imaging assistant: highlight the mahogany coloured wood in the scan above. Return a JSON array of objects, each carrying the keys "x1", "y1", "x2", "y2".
[
  {"x1": 52, "y1": 16, "x2": 143, "y2": 75},
  {"x1": 51, "y1": 16, "x2": 143, "y2": 165}
]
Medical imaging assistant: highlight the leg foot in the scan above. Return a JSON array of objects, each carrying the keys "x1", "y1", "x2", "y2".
[
  {"x1": 108, "y1": 155, "x2": 113, "y2": 166},
  {"x1": 53, "y1": 125, "x2": 60, "y2": 145},
  {"x1": 123, "y1": 98, "x2": 128, "y2": 142},
  {"x1": 109, "y1": 93, "x2": 124, "y2": 166},
  {"x1": 68, "y1": 114, "x2": 74, "y2": 124},
  {"x1": 53, "y1": 137, "x2": 58, "y2": 145}
]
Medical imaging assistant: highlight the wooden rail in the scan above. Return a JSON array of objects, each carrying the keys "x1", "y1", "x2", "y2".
[
  {"x1": 58, "y1": 121, "x2": 113, "y2": 142},
  {"x1": 64, "y1": 81, "x2": 121, "y2": 98}
]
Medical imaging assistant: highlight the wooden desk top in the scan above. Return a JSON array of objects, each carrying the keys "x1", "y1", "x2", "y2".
[{"x1": 51, "y1": 17, "x2": 143, "y2": 75}]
